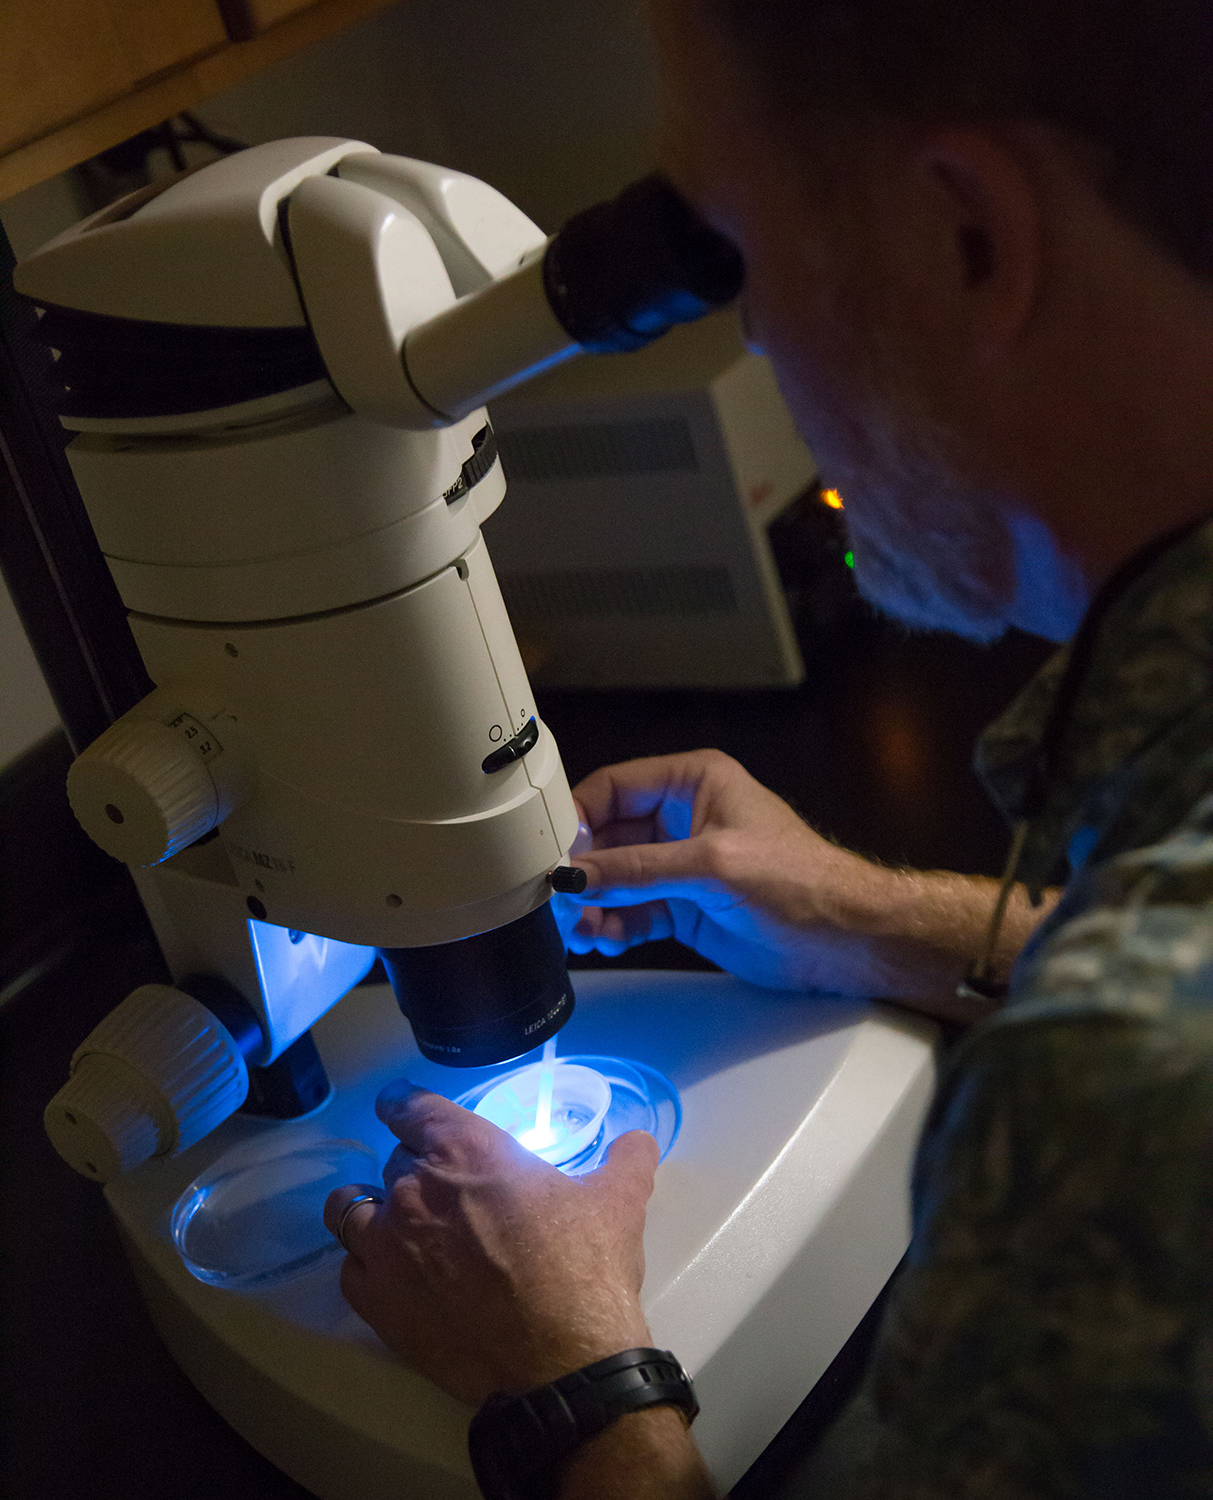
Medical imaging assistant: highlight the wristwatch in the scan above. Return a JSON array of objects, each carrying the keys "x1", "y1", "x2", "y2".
[{"x1": 467, "y1": 1347, "x2": 699, "y2": 1500}]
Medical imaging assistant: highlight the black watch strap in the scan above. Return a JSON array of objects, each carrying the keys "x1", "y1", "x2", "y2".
[{"x1": 468, "y1": 1347, "x2": 699, "y2": 1500}]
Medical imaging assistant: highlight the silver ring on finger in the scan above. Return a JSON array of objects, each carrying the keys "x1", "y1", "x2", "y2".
[{"x1": 336, "y1": 1190, "x2": 385, "y2": 1252}]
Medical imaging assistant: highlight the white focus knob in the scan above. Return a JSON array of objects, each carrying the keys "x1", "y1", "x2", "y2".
[
  {"x1": 44, "y1": 984, "x2": 250, "y2": 1181},
  {"x1": 67, "y1": 715, "x2": 218, "y2": 865}
]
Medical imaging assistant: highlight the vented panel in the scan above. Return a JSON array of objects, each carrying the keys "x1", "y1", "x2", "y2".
[
  {"x1": 497, "y1": 417, "x2": 698, "y2": 482},
  {"x1": 500, "y1": 566, "x2": 737, "y2": 619}
]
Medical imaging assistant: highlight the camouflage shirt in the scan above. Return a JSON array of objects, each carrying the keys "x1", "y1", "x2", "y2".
[{"x1": 851, "y1": 520, "x2": 1213, "y2": 1498}]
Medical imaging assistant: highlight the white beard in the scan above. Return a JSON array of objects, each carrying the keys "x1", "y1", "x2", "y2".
[
  {"x1": 810, "y1": 389, "x2": 1019, "y2": 642},
  {"x1": 801, "y1": 373, "x2": 1086, "y2": 643},
  {"x1": 842, "y1": 466, "x2": 1017, "y2": 643}
]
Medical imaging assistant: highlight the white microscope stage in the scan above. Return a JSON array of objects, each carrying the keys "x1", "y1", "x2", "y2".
[{"x1": 105, "y1": 970, "x2": 935, "y2": 1499}]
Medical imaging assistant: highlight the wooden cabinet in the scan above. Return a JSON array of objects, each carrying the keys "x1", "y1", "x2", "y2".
[
  {"x1": 217, "y1": 0, "x2": 329, "y2": 42},
  {"x1": 0, "y1": 0, "x2": 400, "y2": 203},
  {"x1": 1, "y1": 1, "x2": 228, "y2": 158}
]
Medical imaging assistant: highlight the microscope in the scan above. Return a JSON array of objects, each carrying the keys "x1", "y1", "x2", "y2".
[
  {"x1": 21, "y1": 137, "x2": 742, "y2": 1176},
  {"x1": 17, "y1": 140, "x2": 937, "y2": 1497}
]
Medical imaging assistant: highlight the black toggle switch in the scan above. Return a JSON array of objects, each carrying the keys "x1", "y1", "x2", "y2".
[
  {"x1": 482, "y1": 715, "x2": 539, "y2": 774},
  {"x1": 444, "y1": 424, "x2": 499, "y2": 505},
  {"x1": 548, "y1": 866, "x2": 588, "y2": 894}
]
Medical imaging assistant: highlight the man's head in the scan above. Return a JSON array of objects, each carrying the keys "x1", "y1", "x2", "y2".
[{"x1": 649, "y1": 0, "x2": 1213, "y2": 642}]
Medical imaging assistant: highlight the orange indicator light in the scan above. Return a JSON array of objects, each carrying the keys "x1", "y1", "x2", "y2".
[{"x1": 821, "y1": 488, "x2": 845, "y2": 510}]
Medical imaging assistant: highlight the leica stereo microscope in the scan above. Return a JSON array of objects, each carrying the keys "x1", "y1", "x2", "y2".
[{"x1": 18, "y1": 140, "x2": 936, "y2": 1497}]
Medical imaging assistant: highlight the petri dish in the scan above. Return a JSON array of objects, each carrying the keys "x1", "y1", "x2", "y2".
[
  {"x1": 471, "y1": 1062, "x2": 612, "y2": 1166},
  {"x1": 456, "y1": 1055, "x2": 680, "y2": 1176},
  {"x1": 172, "y1": 1137, "x2": 379, "y2": 1289}
]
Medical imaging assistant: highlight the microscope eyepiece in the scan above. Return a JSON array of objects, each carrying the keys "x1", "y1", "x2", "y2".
[
  {"x1": 379, "y1": 902, "x2": 574, "y2": 1068},
  {"x1": 543, "y1": 174, "x2": 745, "y2": 355}
]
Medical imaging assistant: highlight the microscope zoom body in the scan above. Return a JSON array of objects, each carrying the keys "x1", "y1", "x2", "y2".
[{"x1": 67, "y1": 415, "x2": 576, "y2": 951}]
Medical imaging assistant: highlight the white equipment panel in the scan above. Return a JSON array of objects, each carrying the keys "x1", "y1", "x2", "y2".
[
  {"x1": 487, "y1": 312, "x2": 816, "y2": 689},
  {"x1": 106, "y1": 970, "x2": 935, "y2": 1498}
]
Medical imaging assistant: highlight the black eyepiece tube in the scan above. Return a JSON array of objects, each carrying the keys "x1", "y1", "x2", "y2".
[
  {"x1": 543, "y1": 174, "x2": 745, "y2": 354},
  {"x1": 379, "y1": 902, "x2": 575, "y2": 1068}
]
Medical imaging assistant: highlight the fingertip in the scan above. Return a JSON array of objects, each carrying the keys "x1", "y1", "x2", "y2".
[
  {"x1": 596, "y1": 1128, "x2": 660, "y2": 1194},
  {"x1": 597, "y1": 909, "x2": 645, "y2": 949},
  {"x1": 550, "y1": 891, "x2": 589, "y2": 945},
  {"x1": 374, "y1": 1077, "x2": 425, "y2": 1123},
  {"x1": 559, "y1": 902, "x2": 599, "y2": 953},
  {"x1": 611, "y1": 1127, "x2": 660, "y2": 1168},
  {"x1": 568, "y1": 857, "x2": 601, "y2": 898},
  {"x1": 569, "y1": 763, "x2": 612, "y2": 806}
]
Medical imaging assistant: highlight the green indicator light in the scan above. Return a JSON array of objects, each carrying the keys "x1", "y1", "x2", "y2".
[{"x1": 844, "y1": 550, "x2": 855, "y2": 569}]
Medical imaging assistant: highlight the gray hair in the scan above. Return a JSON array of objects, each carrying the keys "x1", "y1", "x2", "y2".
[{"x1": 713, "y1": 0, "x2": 1213, "y2": 276}]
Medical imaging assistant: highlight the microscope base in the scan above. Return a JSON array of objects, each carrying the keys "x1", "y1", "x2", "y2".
[{"x1": 105, "y1": 972, "x2": 935, "y2": 1498}]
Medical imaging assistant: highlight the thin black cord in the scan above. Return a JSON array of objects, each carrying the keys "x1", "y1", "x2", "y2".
[
  {"x1": 174, "y1": 112, "x2": 249, "y2": 156},
  {"x1": 161, "y1": 123, "x2": 187, "y2": 173}
]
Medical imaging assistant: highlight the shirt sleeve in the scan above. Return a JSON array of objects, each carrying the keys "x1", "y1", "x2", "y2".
[{"x1": 845, "y1": 828, "x2": 1213, "y2": 1498}]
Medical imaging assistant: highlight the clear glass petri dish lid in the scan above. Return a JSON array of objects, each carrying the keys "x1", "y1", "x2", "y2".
[{"x1": 171, "y1": 1137, "x2": 379, "y2": 1289}]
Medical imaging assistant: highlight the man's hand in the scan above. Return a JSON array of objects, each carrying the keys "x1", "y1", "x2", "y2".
[
  {"x1": 557, "y1": 750, "x2": 1052, "y2": 1022},
  {"x1": 324, "y1": 1082, "x2": 657, "y2": 1407}
]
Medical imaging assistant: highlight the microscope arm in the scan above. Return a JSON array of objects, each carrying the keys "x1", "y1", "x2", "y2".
[{"x1": 289, "y1": 164, "x2": 743, "y2": 431}]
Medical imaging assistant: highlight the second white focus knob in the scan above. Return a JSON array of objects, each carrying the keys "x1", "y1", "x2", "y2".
[
  {"x1": 67, "y1": 714, "x2": 218, "y2": 866},
  {"x1": 44, "y1": 984, "x2": 250, "y2": 1181}
]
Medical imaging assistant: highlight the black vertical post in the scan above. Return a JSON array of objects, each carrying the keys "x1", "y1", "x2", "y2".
[{"x1": 0, "y1": 222, "x2": 151, "y2": 755}]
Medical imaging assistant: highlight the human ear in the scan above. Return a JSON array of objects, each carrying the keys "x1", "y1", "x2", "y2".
[{"x1": 914, "y1": 127, "x2": 1043, "y2": 359}]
